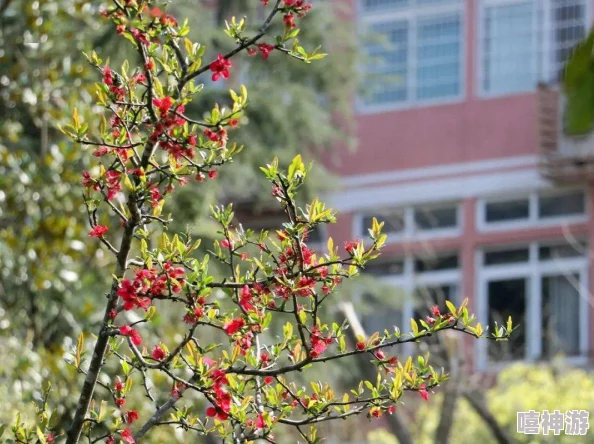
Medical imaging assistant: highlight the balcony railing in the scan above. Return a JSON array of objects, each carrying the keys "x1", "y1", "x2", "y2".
[{"x1": 537, "y1": 84, "x2": 594, "y2": 182}]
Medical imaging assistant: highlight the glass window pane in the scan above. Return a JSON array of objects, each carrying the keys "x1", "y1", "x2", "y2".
[
  {"x1": 414, "y1": 253, "x2": 458, "y2": 272},
  {"x1": 306, "y1": 226, "x2": 324, "y2": 244},
  {"x1": 362, "y1": 210, "x2": 404, "y2": 236},
  {"x1": 363, "y1": 21, "x2": 408, "y2": 105},
  {"x1": 414, "y1": 205, "x2": 458, "y2": 230},
  {"x1": 539, "y1": 241, "x2": 585, "y2": 260},
  {"x1": 541, "y1": 274, "x2": 581, "y2": 357},
  {"x1": 413, "y1": 284, "x2": 458, "y2": 319},
  {"x1": 484, "y1": 247, "x2": 530, "y2": 266},
  {"x1": 552, "y1": 0, "x2": 587, "y2": 81},
  {"x1": 483, "y1": 2, "x2": 535, "y2": 94},
  {"x1": 538, "y1": 190, "x2": 585, "y2": 218},
  {"x1": 363, "y1": 259, "x2": 405, "y2": 276},
  {"x1": 485, "y1": 199, "x2": 530, "y2": 223},
  {"x1": 488, "y1": 278, "x2": 527, "y2": 360},
  {"x1": 417, "y1": 14, "x2": 461, "y2": 100}
]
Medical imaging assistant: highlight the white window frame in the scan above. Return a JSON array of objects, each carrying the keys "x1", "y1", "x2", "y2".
[
  {"x1": 476, "y1": 0, "x2": 591, "y2": 98},
  {"x1": 358, "y1": 254, "x2": 461, "y2": 356},
  {"x1": 476, "y1": 241, "x2": 589, "y2": 371},
  {"x1": 357, "y1": 0, "x2": 466, "y2": 114},
  {"x1": 476, "y1": 187, "x2": 589, "y2": 232},
  {"x1": 355, "y1": 201, "x2": 463, "y2": 244}
]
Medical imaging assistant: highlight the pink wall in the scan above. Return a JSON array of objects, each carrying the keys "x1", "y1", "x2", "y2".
[{"x1": 327, "y1": 0, "x2": 546, "y2": 176}]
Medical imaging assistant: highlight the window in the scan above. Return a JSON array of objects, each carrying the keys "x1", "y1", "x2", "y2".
[
  {"x1": 479, "y1": 0, "x2": 588, "y2": 95},
  {"x1": 481, "y1": 1, "x2": 535, "y2": 94},
  {"x1": 538, "y1": 190, "x2": 585, "y2": 218},
  {"x1": 416, "y1": 14, "x2": 462, "y2": 100},
  {"x1": 360, "y1": 1, "x2": 464, "y2": 107},
  {"x1": 487, "y1": 278, "x2": 527, "y2": 360},
  {"x1": 478, "y1": 241, "x2": 588, "y2": 368},
  {"x1": 413, "y1": 204, "x2": 458, "y2": 230},
  {"x1": 364, "y1": 258, "x2": 405, "y2": 276},
  {"x1": 484, "y1": 247, "x2": 529, "y2": 265},
  {"x1": 362, "y1": 210, "x2": 405, "y2": 235},
  {"x1": 541, "y1": 274, "x2": 581, "y2": 357},
  {"x1": 551, "y1": 0, "x2": 588, "y2": 80},
  {"x1": 359, "y1": 202, "x2": 460, "y2": 240},
  {"x1": 413, "y1": 284, "x2": 459, "y2": 320},
  {"x1": 360, "y1": 252, "x2": 460, "y2": 355},
  {"x1": 362, "y1": 0, "x2": 459, "y2": 13},
  {"x1": 479, "y1": 188, "x2": 587, "y2": 230},
  {"x1": 538, "y1": 241, "x2": 585, "y2": 260},
  {"x1": 485, "y1": 198, "x2": 530, "y2": 223},
  {"x1": 414, "y1": 252, "x2": 458, "y2": 272}
]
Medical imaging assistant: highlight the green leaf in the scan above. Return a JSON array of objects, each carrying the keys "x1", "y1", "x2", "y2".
[
  {"x1": 410, "y1": 318, "x2": 419, "y2": 336},
  {"x1": 564, "y1": 73, "x2": 594, "y2": 135}
]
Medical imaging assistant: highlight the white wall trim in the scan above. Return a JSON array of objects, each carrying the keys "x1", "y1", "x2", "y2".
[
  {"x1": 330, "y1": 165, "x2": 549, "y2": 212},
  {"x1": 341, "y1": 155, "x2": 538, "y2": 188}
]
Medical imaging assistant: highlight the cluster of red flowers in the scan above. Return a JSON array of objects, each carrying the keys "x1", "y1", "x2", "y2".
[
  {"x1": 102, "y1": 66, "x2": 126, "y2": 100},
  {"x1": 89, "y1": 225, "x2": 108, "y2": 238},
  {"x1": 182, "y1": 295, "x2": 208, "y2": 324},
  {"x1": 119, "y1": 325, "x2": 142, "y2": 346},
  {"x1": 116, "y1": 263, "x2": 185, "y2": 311},
  {"x1": 223, "y1": 317, "x2": 245, "y2": 335},
  {"x1": 248, "y1": 43, "x2": 275, "y2": 60},
  {"x1": 425, "y1": 305, "x2": 456, "y2": 326},
  {"x1": 206, "y1": 366, "x2": 232, "y2": 421},
  {"x1": 309, "y1": 327, "x2": 333, "y2": 358},
  {"x1": 151, "y1": 345, "x2": 166, "y2": 361},
  {"x1": 281, "y1": 0, "x2": 312, "y2": 29},
  {"x1": 203, "y1": 127, "x2": 228, "y2": 148},
  {"x1": 209, "y1": 53, "x2": 232, "y2": 82}
]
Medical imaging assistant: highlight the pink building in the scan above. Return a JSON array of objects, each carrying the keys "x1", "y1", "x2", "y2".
[{"x1": 325, "y1": 0, "x2": 594, "y2": 370}]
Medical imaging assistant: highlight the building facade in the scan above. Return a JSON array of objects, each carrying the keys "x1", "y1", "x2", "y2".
[{"x1": 325, "y1": 0, "x2": 594, "y2": 370}]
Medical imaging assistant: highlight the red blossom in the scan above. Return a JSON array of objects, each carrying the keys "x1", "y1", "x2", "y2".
[
  {"x1": 430, "y1": 305, "x2": 441, "y2": 317},
  {"x1": 257, "y1": 43, "x2": 275, "y2": 60},
  {"x1": 152, "y1": 96, "x2": 174, "y2": 115},
  {"x1": 89, "y1": 225, "x2": 108, "y2": 237},
  {"x1": 92, "y1": 146, "x2": 110, "y2": 157},
  {"x1": 145, "y1": 59, "x2": 155, "y2": 70},
  {"x1": 103, "y1": 66, "x2": 113, "y2": 85},
  {"x1": 344, "y1": 239, "x2": 360, "y2": 254},
  {"x1": 115, "y1": 397, "x2": 126, "y2": 407},
  {"x1": 283, "y1": 13, "x2": 296, "y2": 28},
  {"x1": 255, "y1": 413, "x2": 266, "y2": 429},
  {"x1": 356, "y1": 341, "x2": 366, "y2": 351},
  {"x1": 210, "y1": 53, "x2": 232, "y2": 81},
  {"x1": 119, "y1": 325, "x2": 142, "y2": 345},
  {"x1": 208, "y1": 170, "x2": 217, "y2": 179},
  {"x1": 223, "y1": 318, "x2": 245, "y2": 335},
  {"x1": 115, "y1": 378, "x2": 124, "y2": 393},
  {"x1": 240, "y1": 284, "x2": 255, "y2": 312},
  {"x1": 131, "y1": 28, "x2": 149, "y2": 45},
  {"x1": 419, "y1": 383, "x2": 429, "y2": 401},
  {"x1": 264, "y1": 376, "x2": 273, "y2": 385},
  {"x1": 125, "y1": 410, "x2": 139, "y2": 424},
  {"x1": 388, "y1": 405, "x2": 396, "y2": 414},
  {"x1": 152, "y1": 345, "x2": 166, "y2": 361},
  {"x1": 121, "y1": 428, "x2": 135, "y2": 443}
]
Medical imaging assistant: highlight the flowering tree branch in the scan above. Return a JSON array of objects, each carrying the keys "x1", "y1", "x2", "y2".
[{"x1": 7, "y1": 1, "x2": 514, "y2": 443}]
